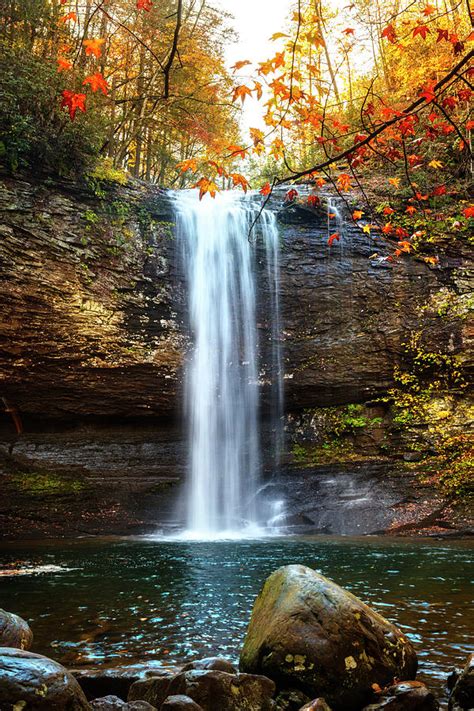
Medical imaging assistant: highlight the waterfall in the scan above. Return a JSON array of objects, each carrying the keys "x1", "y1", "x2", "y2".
[{"x1": 173, "y1": 189, "x2": 283, "y2": 538}]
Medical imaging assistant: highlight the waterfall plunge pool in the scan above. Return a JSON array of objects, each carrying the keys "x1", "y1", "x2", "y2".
[{"x1": 0, "y1": 535, "x2": 471, "y2": 701}]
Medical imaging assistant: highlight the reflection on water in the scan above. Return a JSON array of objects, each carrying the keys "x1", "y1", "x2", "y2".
[{"x1": 0, "y1": 536, "x2": 472, "y2": 700}]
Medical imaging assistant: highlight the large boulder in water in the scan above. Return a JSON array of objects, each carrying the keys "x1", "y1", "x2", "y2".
[
  {"x1": 240, "y1": 565, "x2": 417, "y2": 711},
  {"x1": 181, "y1": 657, "x2": 236, "y2": 674},
  {"x1": 128, "y1": 669, "x2": 275, "y2": 710},
  {"x1": 0, "y1": 647, "x2": 90, "y2": 709},
  {"x1": 0, "y1": 609, "x2": 33, "y2": 650},
  {"x1": 449, "y1": 654, "x2": 474, "y2": 710}
]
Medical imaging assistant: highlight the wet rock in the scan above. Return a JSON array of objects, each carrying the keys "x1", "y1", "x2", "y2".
[
  {"x1": 161, "y1": 695, "x2": 204, "y2": 710},
  {"x1": 362, "y1": 681, "x2": 438, "y2": 710},
  {"x1": 449, "y1": 654, "x2": 474, "y2": 710},
  {"x1": 128, "y1": 669, "x2": 275, "y2": 710},
  {"x1": 240, "y1": 565, "x2": 417, "y2": 711},
  {"x1": 181, "y1": 657, "x2": 237, "y2": 674},
  {"x1": 90, "y1": 696, "x2": 156, "y2": 710},
  {"x1": 0, "y1": 647, "x2": 89, "y2": 709},
  {"x1": 72, "y1": 667, "x2": 169, "y2": 701},
  {"x1": 300, "y1": 700, "x2": 333, "y2": 711},
  {"x1": 0, "y1": 608, "x2": 33, "y2": 650},
  {"x1": 275, "y1": 688, "x2": 311, "y2": 710}
]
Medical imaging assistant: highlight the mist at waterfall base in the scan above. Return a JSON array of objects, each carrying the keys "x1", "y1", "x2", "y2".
[{"x1": 171, "y1": 189, "x2": 284, "y2": 540}]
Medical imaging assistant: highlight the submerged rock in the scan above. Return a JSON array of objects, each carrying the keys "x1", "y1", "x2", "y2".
[
  {"x1": 90, "y1": 696, "x2": 156, "y2": 710},
  {"x1": 0, "y1": 609, "x2": 33, "y2": 650},
  {"x1": 362, "y1": 681, "x2": 439, "y2": 710},
  {"x1": 128, "y1": 669, "x2": 275, "y2": 710},
  {"x1": 181, "y1": 657, "x2": 237, "y2": 674},
  {"x1": 300, "y1": 700, "x2": 333, "y2": 711},
  {"x1": 161, "y1": 695, "x2": 204, "y2": 710},
  {"x1": 72, "y1": 667, "x2": 170, "y2": 701},
  {"x1": 0, "y1": 647, "x2": 89, "y2": 709},
  {"x1": 448, "y1": 654, "x2": 474, "y2": 710},
  {"x1": 240, "y1": 565, "x2": 417, "y2": 711}
]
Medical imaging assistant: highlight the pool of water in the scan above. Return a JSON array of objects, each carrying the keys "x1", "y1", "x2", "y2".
[{"x1": 0, "y1": 536, "x2": 472, "y2": 701}]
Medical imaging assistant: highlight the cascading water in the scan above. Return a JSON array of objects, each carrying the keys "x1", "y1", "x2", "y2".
[{"x1": 174, "y1": 190, "x2": 283, "y2": 538}]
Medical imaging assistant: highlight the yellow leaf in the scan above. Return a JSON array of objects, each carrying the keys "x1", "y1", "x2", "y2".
[
  {"x1": 428, "y1": 159, "x2": 443, "y2": 169},
  {"x1": 388, "y1": 177, "x2": 401, "y2": 188}
]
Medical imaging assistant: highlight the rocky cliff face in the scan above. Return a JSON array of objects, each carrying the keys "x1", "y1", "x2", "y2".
[{"x1": 0, "y1": 173, "x2": 471, "y2": 538}]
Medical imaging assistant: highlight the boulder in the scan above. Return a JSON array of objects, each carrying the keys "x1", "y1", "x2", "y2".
[
  {"x1": 300, "y1": 701, "x2": 333, "y2": 711},
  {"x1": 129, "y1": 669, "x2": 275, "y2": 710},
  {"x1": 449, "y1": 654, "x2": 474, "y2": 710},
  {"x1": 361, "y1": 681, "x2": 438, "y2": 710},
  {"x1": 240, "y1": 565, "x2": 417, "y2": 711},
  {"x1": 72, "y1": 667, "x2": 168, "y2": 701},
  {"x1": 181, "y1": 657, "x2": 236, "y2": 674},
  {"x1": 90, "y1": 697, "x2": 156, "y2": 710},
  {"x1": 0, "y1": 608, "x2": 33, "y2": 650},
  {"x1": 0, "y1": 647, "x2": 89, "y2": 709},
  {"x1": 274, "y1": 688, "x2": 311, "y2": 710},
  {"x1": 161, "y1": 695, "x2": 204, "y2": 710}
]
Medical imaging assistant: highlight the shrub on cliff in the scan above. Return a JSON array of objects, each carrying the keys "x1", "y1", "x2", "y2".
[{"x1": 0, "y1": 44, "x2": 106, "y2": 177}]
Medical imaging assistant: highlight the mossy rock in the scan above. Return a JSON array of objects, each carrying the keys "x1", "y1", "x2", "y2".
[{"x1": 240, "y1": 565, "x2": 417, "y2": 711}]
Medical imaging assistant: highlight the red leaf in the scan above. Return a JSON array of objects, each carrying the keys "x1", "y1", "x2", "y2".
[
  {"x1": 61, "y1": 90, "x2": 86, "y2": 120},
  {"x1": 137, "y1": 0, "x2": 153, "y2": 10},
  {"x1": 413, "y1": 25, "x2": 430, "y2": 39},
  {"x1": 83, "y1": 72, "x2": 109, "y2": 95},
  {"x1": 260, "y1": 182, "x2": 272, "y2": 196},
  {"x1": 327, "y1": 233, "x2": 340, "y2": 247},
  {"x1": 381, "y1": 24, "x2": 397, "y2": 43},
  {"x1": 285, "y1": 189, "x2": 298, "y2": 202}
]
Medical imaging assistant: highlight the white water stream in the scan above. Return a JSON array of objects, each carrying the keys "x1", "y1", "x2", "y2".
[{"x1": 174, "y1": 190, "x2": 283, "y2": 538}]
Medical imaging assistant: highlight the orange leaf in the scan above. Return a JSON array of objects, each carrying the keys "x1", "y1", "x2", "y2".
[
  {"x1": 328, "y1": 233, "x2": 340, "y2": 246},
  {"x1": 176, "y1": 158, "x2": 198, "y2": 173},
  {"x1": 423, "y1": 4, "x2": 436, "y2": 15},
  {"x1": 352, "y1": 210, "x2": 363, "y2": 220},
  {"x1": 136, "y1": 0, "x2": 153, "y2": 10},
  {"x1": 227, "y1": 145, "x2": 247, "y2": 159},
  {"x1": 405, "y1": 206, "x2": 417, "y2": 214},
  {"x1": 83, "y1": 38, "x2": 105, "y2": 58},
  {"x1": 337, "y1": 173, "x2": 352, "y2": 191},
  {"x1": 382, "y1": 223, "x2": 393, "y2": 234},
  {"x1": 59, "y1": 11, "x2": 77, "y2": 22},
  {"x1": 383, "y1": 206, "x2": 395, "y2": 215},
  {"x1": 61, "y1": 90, "x2": 86, "y2": 120},
  {"x1": 343, "y1": 28, "x2": 355, "y2": 35},
  {"x1": 388, "y1": 177, "x2": 401, "y2": 188},
  {"x1": 83, "y1": 72, "x2": 109, "y2": 95},
  {"x1": 230, "y1": 173, "x2": 250, "y2": 193},
  {"x1": 57, "y1": 56, "x2": 72, "y2": 72},
  {"x1": 463, "y1": 206, "x2": 474, "y2": 218},
  {"x1": 232, "y1": 85, "x2": 253, "y2": 104},
  {"x1": 260, "y1": 182, "x2": 272, "y2": 196},
  {"x1": 231, "y1": 60, "x2": 251, "y2": 71},
  {"x1": 193, "y1": 177, "x2": 219, "y2": 200}
]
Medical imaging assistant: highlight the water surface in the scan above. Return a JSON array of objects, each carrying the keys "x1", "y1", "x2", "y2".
[{"x1": 0, "y1": 536, "x2": 471, "y2": 701}]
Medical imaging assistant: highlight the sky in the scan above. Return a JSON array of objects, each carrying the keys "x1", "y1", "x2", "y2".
[{"x1": 216, "y1": 0, "x2": 293, "y2": 129}]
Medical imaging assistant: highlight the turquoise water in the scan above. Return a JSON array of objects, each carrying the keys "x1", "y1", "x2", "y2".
[{"x1": 0, "y1": 536, "x2": 472, "y2": 699}]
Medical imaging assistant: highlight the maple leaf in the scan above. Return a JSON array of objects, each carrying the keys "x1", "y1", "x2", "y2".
[
  {"x1": 231, "y1": 60, "x2": 251, "y2": 71},
  {"x1": 406, "y1": 206, "x2": 417, "y2": 214},
  {"x1": 381, "y1": 24, "x2": 397, "y2": 43},
  {"x1": 337, "y1": 173, "x2": 352, "y2": 191},
  {"x1": 428, "y1": 159, "x2": 443, "y2": 169},
  {"x1": 61, "y1": 90, "x2": 86, "y2": 120},
  {"x1": 388, "y1": 177, "x2": 401, "y2": 188},
  {"x1": 83, "y1": 72, "x2": 109, "y2": 95},
  {"x1": 419, "y1": 81, "x2": 436, "y2": 103},
  {"x1": 423, "y1": 4, "x2": 436, "y2": 15},
  {"x1": 83, "y1": 38, "x2": 105, "y2": 58},
  {"x1": 227, "y1": 144, "x2": 247, "y2": 159},
  {"x1": 327, "y1": 232, "x2": 340, "y2": 246},
  {"x1": 260, "y1": 182, "x2": 272, "y2": 196},
  {"x1": 136, "y1": 0, "x2": 153, "y2": 10},
  {"x1": 285, "y1": 189, "x2": 298, "y2": 202},
  {"x1": 194, "y1": 177, "x2": 219, "y2": 200},
  {"x1": 232, "y1": 85, "x2": 252, "y2": 104},
  {"x1": 176, "y1": 158, "x2": 198, "y2": 173},
  {"x1": 57, "y1": 56, "x2": 72, "y2": 72},
  {"x1": 382, "y1": 222, "x2": 393, "y2": 234},
  {"x1": 343, "y1": 28, "x2": 355, "y2": 35},
  {"x1": 463, "y1": 206, "x2": 474, "y2": 218},
  {"x1": 249, "y1": 127, "x2": 264, "y2": 146},
  {"x1": 315, "y1": 177, "x2": 325, "y2": 188},
  {"x1": 432, "y1": 185, "x2": 446, "y2": 196},
  {"x1": 397, "y1": 240, "x2": 413, "y2": 253},
  {"x1": 353, "y1": 210, "x2": 363, "y2": 220},
  {"x1": 383, "y1": 206, "x2": 395, "y2": 215},
  {"x1": 59, "y1": 11, "x2": 77, "y2": 22},
  {"x1": 413, "y1": 25, "x2": 430, "y2": 39},
  {"x1": 208, "y1": 161, "x2": 227, "y2": 177},
  {"x1": 436, "y1": 28, "x2": 450, "y2": 42},
  {"x1": 424, "y1": 256, "x2": 439, "y2": 266},
  {"x1": 307, "y1": 195, "x2": 320, "y2": 207},
  {"x1": 270, "y1": 32, "x2": 289, "y2": 41},
  {"x1": 230, "y1": 173, "x2": 250, "y2": 192},
  {"x1": 362, "y1": 224, "x2": 372, "y2": 234},
  {"x1": 253, "y1": 81, "x2": 263, "y2": 100}
]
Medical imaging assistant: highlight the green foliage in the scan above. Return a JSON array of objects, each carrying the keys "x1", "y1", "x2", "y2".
[
  {"x1": 87, "y1": 158, "x2": 128, "y2": 186},
  {"x1": 9, "y1": 471, "x2": 87, "y2": 496},
  {"x1": 0, "y1": 44, "x2": 106, "y2": 176}
]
